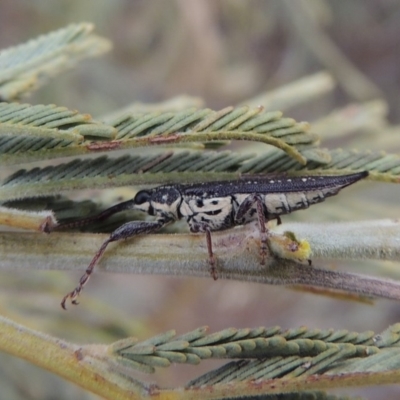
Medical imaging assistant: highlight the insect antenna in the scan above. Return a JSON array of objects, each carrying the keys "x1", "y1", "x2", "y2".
[{"x1": 51, "y1": 199, "x2": 136, "y2": 231}]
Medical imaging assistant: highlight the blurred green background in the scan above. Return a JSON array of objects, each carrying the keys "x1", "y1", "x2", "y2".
[{"x1": 1, "y1": 1, "x2": 400, "y2": 399}]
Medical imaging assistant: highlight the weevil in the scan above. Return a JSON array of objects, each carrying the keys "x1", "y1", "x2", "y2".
[{"x1": 52, "y1": 171, "x2": 368, "y2": 309}]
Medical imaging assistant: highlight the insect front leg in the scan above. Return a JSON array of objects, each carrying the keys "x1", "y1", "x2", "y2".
[
  {"x1": 61, "y1": 218, "x2": 170, "y2": 309},
  {"x1": 204, "y1": 227, "x2": 217, "y2": 280},
  {"x1": 234, "y1": 194, "x2": 268, "y2": 264}
]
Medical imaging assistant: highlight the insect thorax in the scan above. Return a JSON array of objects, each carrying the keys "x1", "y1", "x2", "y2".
[
  {"x1": 179, "y1": 194, "x2": 235, "y2": 232},
  {"x1": 146, "y1": 186, "x2": 182, "y2": 220}
]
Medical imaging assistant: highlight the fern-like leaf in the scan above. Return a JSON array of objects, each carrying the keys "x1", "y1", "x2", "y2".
[{"x1": 0, "y1": 23, "x2": 110, "y2": 101}]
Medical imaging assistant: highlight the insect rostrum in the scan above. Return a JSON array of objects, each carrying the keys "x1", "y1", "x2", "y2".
[{"x1": 52, "y1": 171, "x2": 368, "y2": 309}]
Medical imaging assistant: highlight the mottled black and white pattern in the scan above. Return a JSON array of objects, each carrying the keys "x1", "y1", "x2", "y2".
[
  {"x1": 56, "y1": 171, "x2": 368, "y2": 308},
  {"x1": 132, "y1": 171, "x2": 368, "y2": 233}
]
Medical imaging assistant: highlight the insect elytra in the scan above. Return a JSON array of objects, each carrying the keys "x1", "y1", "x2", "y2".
[{"x1": 52, "y1": 171, "x2": 368, "y2": 309}]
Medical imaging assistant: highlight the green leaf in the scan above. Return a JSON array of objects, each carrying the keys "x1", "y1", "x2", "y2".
[
  {"x1": 0, "y1": 103, "x2": 320, "y2": 165},
  {"x1": 0, "y1": 102, "x2": 116, "y2": 165},
  {"x1": 0, "y1": 23, "x2": 111, "y2": 101},
  {"x1": 2, "y1": 146, "x2": 399, "y2": 202}
]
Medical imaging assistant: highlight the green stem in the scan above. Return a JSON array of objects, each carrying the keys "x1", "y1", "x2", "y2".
[
  {"x1": 0, "y1": 220, "x2": 400, "y2": 301},
  {"x1": 0, "y1": 315, "x2": 144, "y2": 399}
]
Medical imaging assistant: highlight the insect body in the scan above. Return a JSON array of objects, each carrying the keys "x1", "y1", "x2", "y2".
[{"x1": 55, "y1": 171, "x2": 368, "y2": 309}]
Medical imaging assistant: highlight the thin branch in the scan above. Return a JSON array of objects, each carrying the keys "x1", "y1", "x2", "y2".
[
  {"x1": 3, "y1": 313, "x2": 400, "y2": 400},
  {"x1": 1, "y1": 220, "x2": 400, "y2": 301},
  {"x1": 274, "y1": 219, "x2": 400, "y2": 261},
  {"x1": 0, "y1": 315, "x2": 146, "y2": 400}
]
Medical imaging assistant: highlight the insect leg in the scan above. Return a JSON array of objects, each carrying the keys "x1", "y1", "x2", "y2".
[
  {"x1": 234, "y1": 194, "x2": 268, "y2": 264},
  {"x1": 61, "y1": 218, "x2": 170, "y2": 309},
  {"x1": 204, "y1": 227, "x2": 218, "y2": 280},
  {"x1": 190, "y1": 222, "x2": 218, "y2": 280}
]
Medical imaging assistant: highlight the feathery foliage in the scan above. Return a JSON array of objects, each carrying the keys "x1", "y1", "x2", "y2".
[{"x1": 0, "y1": 22, "x2": 399, "y2": 400}]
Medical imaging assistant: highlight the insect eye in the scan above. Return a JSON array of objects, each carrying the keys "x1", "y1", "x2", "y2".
[
  {"x1": 196, "y1": 199, "x2": 204, "y2": 208},
  {"x1": 134, "y1": 190, "x2": 151, "y2": 205}
]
